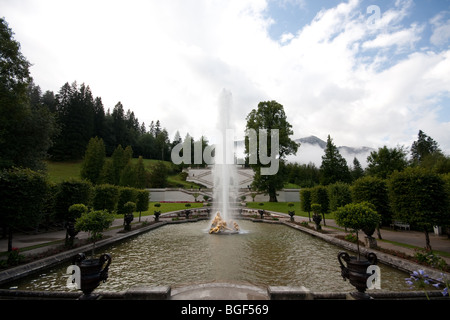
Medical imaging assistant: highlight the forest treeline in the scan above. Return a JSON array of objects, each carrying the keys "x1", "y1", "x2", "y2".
[
  {"x1": 1, "y1": 17, "x2": 188, "y2": 171},
  {"x1": 28, "y1": 80, "x2": 178, "y2": 163}
]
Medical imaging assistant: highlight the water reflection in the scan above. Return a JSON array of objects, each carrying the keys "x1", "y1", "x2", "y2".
[{"x1": 6, "y1": 220, "x2": 410, "y2": 292}]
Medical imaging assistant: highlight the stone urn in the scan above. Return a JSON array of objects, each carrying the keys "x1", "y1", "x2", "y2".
[
  {"x1": 288, "y1": 211, "x2": 295, "y2": 222},
  {"x1": 124, "y1": 213, "x2": 134, "y2": 230},
  {"x1": 338, "y1": 251, "x2": 377, "y2": 300},
  {"x1": 65, "y1": 221, "x2": 79, "y2": 247},
  {"x1": 312, "y1": 213, "x2": 322, "y2": 230},
  {"x1": 73, "y1": 252, "x2": 112, "y2": 299},
  {"x1": 363, "y1": 226, "x2": 378, "y2": 249},
  {"x1": 154, "y1": 211, "x2": 161, "y2": 222},
  {"x1": 66, "y1": 221, "x2": 78, "y2": 238},
  {"x1": 258, "y1": 209, "x2": 265, "y2": 219}
]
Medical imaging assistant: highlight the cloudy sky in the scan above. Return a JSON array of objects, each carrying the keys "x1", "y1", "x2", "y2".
[{"x1": 2, "y1": 0, "x2": 450, "y2": 162}]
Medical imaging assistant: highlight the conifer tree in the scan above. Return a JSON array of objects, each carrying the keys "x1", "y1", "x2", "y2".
[
  {"x1": 148, "y1": 161, "x2": 169, "y2": 188},
  {"x1": 50, "y1": 82, "x2": 95, "y2": 160},
  {"x1": 112, "y1": 102, "x2": 127, "y2": 147},
  {"x1": 135, "y1": 156, "x2": 147, "y2": 188},
  {"x1": 99, "y1": 160, "x2": 114, "y2": 185},
  {"x1": 93, "y1": 97, "x2": 105, "y2": 139},
  {"x1": 111, "y1": 145, "x2": 125, "y2": 185},
  {"x1": 119, "y1": 161, "x2": 137, "y2": 187},
  {"x1": 80, "y1": 137, "x2": 106, "y2": 184},
  {"x1": 124, "y1": 145, "x2": 133, "y2": 163},
  {"x1": 351, "y1": 157, "x2": 364, "y2": 181},
  {"x1": 411, "y1": 130, "x2": 441, "y2": 165},
  {"x1": 320, "y1": 135, "x2": 351, "y2": 185}
]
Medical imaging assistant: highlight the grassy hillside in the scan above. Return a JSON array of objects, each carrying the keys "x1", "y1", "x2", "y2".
[
  {"x1": 45, "y1": 160, "x2": 83, "y2": 183},
  {"x1": 45, "y1": 158, "x2": 202, "y2": 188}
]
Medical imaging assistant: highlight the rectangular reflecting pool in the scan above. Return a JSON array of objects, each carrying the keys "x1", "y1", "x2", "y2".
[{"x1": 3, "y1": 220, "x2": 411, "y2": 293}]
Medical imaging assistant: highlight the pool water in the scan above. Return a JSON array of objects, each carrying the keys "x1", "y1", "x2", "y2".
[{"x1": 5, "y1": 220, "x2": 410, "y2": 293}]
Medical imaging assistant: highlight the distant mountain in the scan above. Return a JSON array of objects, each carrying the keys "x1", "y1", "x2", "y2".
[
  {"x1": 235, "y1": 135, "x2": 374, "y2": 167},
  {"x1": 236, "y1": 135, "x2": 375, "y2": 155},
  {"x1": 295, "y1": 136, "x2": 375, "y2": 155},
  {"x1": 297, "y1": 136, "x2": 327, "y2": 149},
  {"x1": 338, "y1": 145, "x2": 375, "y2": 155}
]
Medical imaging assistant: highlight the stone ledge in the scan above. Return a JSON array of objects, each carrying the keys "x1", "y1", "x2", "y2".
[
  {"x1": 0, "y1": 286, "x2": 446, "y2": 300},
  {"x1": 124, "y1": 285, "x2": 171, "y2": 300},
  {"x1": 268, "y1": 286, "x2": 312, "y2": 300}
]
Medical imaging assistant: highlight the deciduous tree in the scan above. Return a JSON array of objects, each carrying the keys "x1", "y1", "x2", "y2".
[
  {"x1": 0, "y1": 167, "x2": 49, "y2": 251},
  {"x1": 0, "y1": 18, "x2": 56, "y2": 170},
  {"x1": 300, "y1": 188, "x2": 312, "y2": 221},
  {"x1": 245, "y1": 100, "x2": 298, "y2": 201},
  {"x1": 136, "y1": 189, "x2": 150, "y2": 221},
  {"x1": 311, "y1": 185, "x2": 329, "y2": 225},
  {"x1": 389, "y1": 167, "x2": 449, "y2": 250},
  {"x1": 366, "y1": 146, "x2": 408, "y2": 178},
  {"x1": 328, "y1": 182, "x2": 352, "y2": 212},
  {"x1": 92, "y1": 184, "x2": 119, "y2": 212},
  {"x1": 54, "y1": 179, "x2": 92, "y2": 225}
]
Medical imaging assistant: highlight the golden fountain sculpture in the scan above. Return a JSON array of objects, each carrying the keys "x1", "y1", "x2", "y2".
[{"x1": 209, "y1": 212, "x2": 240, "y2": 234}]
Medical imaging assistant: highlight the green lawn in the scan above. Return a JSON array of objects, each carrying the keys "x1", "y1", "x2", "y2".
[
  {"x1": 45, "y1": 158, "x2": 203, "y2": 188},
  {"x1": 45, "y1": 158, "x2": 174, "y2": 183}
]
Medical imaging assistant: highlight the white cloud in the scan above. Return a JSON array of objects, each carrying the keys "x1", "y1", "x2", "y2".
[
  {"x1": 280, "y1": 32, "x2": 294, "y2": 43},
  {"x1": 2, "y1": 0, "x2": 450, "y2": 163},
  {"x1": 275, "y1": 0, "x2": 306, "y2": 9},
  {"x1": 362, "y1": 23, "x2": 423, "y2": 52},
  {"x1": 430, "y1": 11, "x2": 450, "y2": 46}
]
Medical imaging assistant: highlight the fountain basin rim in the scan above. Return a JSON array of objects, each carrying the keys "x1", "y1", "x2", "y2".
[{"x1": 209, "y1": 230, "x2": 240, "y2": 235}]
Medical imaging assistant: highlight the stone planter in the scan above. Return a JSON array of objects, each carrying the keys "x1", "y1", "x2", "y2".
[
  {"x1": 66, "y1": 222, "x2": 79, "y2": 238},
  {"x1": 73, "y1": 252, "x2": 112, "y2": 299},
  {"x1": 258, "y1": 209, "x2": 265, "y2": 219},
  {"x1": 65, "y1": 221, "x2": 79, "y2": 247},
  {"x1": 364, "y1": 236, "x2": 378, "y2": 249},
  {"x1": 363, "y1": 226, "x2": 377, "y2": 249},
  {"x1": 288, "y1": 211, "x2": 295, "y2": 222},
  {"x1": 124, "y1": 213, "x2": 134, "y2": 230},
  {"x1": 312, "y1": 213, "x2": 322, "y2": 230},
  {"x1": 338, "y1": 251, "x2": 377, "y2": 300}
]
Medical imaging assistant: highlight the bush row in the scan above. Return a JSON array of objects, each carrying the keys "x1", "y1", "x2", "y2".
[
  {"x1": 300, "y1": 168, "x2": 450, "y2": 232},
  {"x1": 0, "y1": 167, "x2": 150, "y2": 235}
]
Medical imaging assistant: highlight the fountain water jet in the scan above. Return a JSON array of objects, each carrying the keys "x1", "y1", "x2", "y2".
[{"x1": 209, "y1": 89, "x2": 240, "y2": 234}]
